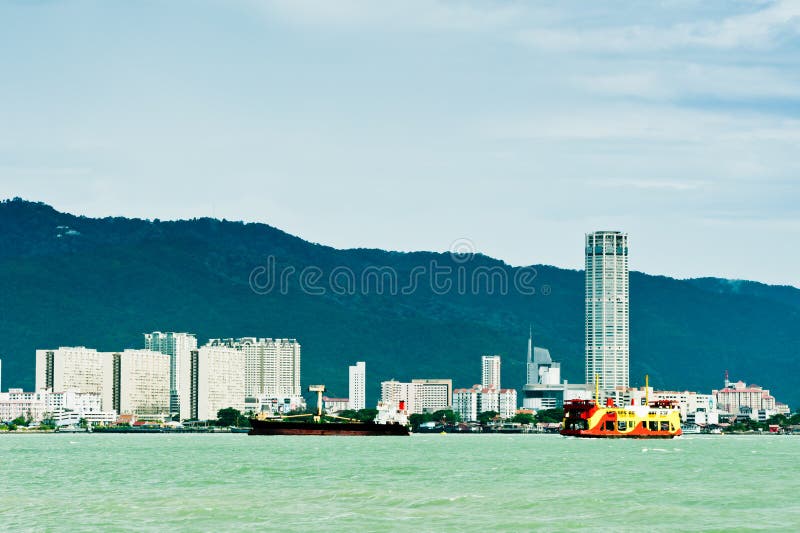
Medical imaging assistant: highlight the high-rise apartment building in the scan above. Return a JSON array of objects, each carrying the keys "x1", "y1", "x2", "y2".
[
  {"x1": 349, "y1": 361, "x2": 366, "y2": 410},
  {"x1": 109, "y1": 349, "x2": 170, "y2": 417},
  {"x1": 189, "y1": 345, "x2": 245, "y2": 421},
  {"x1": 481, "y1": 355, "x2": 501, "y2": 389},
  {"x1": 143, "y1": 332, "x2": 197, "y2": 420},
  {"x1": 35, "y1": 347, "x2": 112, "y2": 409},
  {"x1": 207, "y1": 338, "x2": 300, "y2": 398},
  {"x1": 585, "y1": 231, "x2": 629, "y2": 390}
]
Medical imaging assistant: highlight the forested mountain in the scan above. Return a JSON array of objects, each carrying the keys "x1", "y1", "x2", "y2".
[{"x1": 1, "y1": 198, "x2": 797, "y2": 408}]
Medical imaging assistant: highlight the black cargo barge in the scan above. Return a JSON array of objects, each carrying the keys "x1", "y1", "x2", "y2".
[{"x1": 248, "y1": 418, "x2": 409, "y2": 436}]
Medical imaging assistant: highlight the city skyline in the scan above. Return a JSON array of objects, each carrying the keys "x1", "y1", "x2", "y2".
[{"x1": 1, "y1": 1, "x2": 798, "y2": 286}]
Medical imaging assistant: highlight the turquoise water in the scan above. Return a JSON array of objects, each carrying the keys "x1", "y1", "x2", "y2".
[{"x1": 1, "y1": 434, "x2": 798, "y2": 531}]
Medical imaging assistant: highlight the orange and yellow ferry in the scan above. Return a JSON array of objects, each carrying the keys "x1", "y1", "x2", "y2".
[{"x1": 561, "y1": 376, "x2": 682, "y2": 439}]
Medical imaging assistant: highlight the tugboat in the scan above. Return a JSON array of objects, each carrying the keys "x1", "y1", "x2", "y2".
[
  {"x1": 249, "y1": 385, "x2": 409, "y2": 436},
  {"x1": 561, "y1": 376, "x2": 682, "y2": 439}
]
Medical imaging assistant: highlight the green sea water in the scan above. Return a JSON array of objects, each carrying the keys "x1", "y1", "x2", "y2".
[{"x1": 1, "y1": 433, "x2": 798, "y2": 532}]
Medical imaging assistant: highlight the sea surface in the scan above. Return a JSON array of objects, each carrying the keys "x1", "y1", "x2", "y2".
[{"x1": 1, "y1": 433, "x2": 798, "y2": 532}]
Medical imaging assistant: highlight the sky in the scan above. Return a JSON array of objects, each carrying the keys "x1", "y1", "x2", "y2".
[{"x1": 1, "y1": 0, "x2": 799, "y2": 286}]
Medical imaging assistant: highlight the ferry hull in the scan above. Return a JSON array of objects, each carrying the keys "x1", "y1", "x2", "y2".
[
  {"x1": 560, "y1": 399, "x2": 682, "y2": 439},
  {"x1": 248, "y1": 419, "x2": 409, "y2": 436}
]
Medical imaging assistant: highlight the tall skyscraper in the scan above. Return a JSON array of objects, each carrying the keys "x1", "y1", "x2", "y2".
[
  {"x1": 348, "y1": 361, "x2": 366, "y2": 410},
  {"x1": 481, "y1": 355, "x2": 501, "y2": 389},
  {"x1": 206, "y1": 338, "x2": 301, "y2": 398},
  {"x1": 143, "y1": 332, "x2": 198, "y2": 420},
  {"x1": 585, "y1": 231, "x2": 629, "y2": 390}
]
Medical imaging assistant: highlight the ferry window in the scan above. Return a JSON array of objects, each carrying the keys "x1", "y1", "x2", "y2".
[
  {"x1": 617, "y1": 421, "x2": 627, "y2": 431},
  {"x1": 649, "y1": 421, "x2": 658, "y2": 431},
  {"x1": 605, "y1": 421, "x2": 614, "y2": 431},
  {"x1": 660, "y1": 421, "x2": 669, "y2": 431}
]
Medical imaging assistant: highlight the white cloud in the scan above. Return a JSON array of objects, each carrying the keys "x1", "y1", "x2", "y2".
[
  {"x1": 516, "y1": 0, "x2": 800, "y2": 52},
  {"x1": 482, "y1": 104, "x2": 800, "y2": 145},
  {"x1": 573, "y1": 63, "x2": 800, "y2": 101}
]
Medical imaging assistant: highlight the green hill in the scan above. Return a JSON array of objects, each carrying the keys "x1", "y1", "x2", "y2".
[{"x1": 0, "y1": 198, "x2": 797, "y2": 408}]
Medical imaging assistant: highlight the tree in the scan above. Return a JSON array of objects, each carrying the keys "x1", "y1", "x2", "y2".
[
  {"x1": 217, "y1": 407, "x2": 244, "y2": 427},
  {"x1": 430, "y1": 410, "x2": 461, "y2": 423},
  {"x1": 356, "y1": 408, "x2": 378, "y2": 422},
  {"x1": 535, "y1": 409, "x2": 564, "y2": 424},
  {"x1": 512, "y1": 413, "x2": 535, "y2": 425},
  {"x1": 408, "y1": 413, "x2": 432, "y2": 429},
  {"x1": 477, "y1": 411, "x2": 499, "y2": 425},
  {"x1": 11, "y1": 416, "x2": 27, "y2": 427}
]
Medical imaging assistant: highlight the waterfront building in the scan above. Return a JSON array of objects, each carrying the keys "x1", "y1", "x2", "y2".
[
  {"x1": 110, "y1": 350, "x2": 170, "y2": 418},
  {"x1": 604, "y1": 387, "x2": 719, "y2": 425},
  {"x1": 349, "y1": 361, "x2": 366, "y2": 410},
  {"x1": 453, "y1": 387, "x2": 479, "y2": 422},
  {"x1": 35, "y1": 347, "x2": 113, "y2": 410},
  {"x1": 207, "y1": 338, "x2": 300, "y2": 398},
  {"x1": 498, "y1": 389, "x2": 518, "y2": 419},
  {"x1": 244, "y1": 394, "x2": 306, "y2": 416},
  {"x1": 453, "y1": 385, "x2": 517, "y2": 421},
  {"x1": 190, "y1": 345, "x2": 245, "y2": 421},
  {"x1": 412, "y1": 379, "x2": 452, "y2": 412},
  {"x1": 585, "y1": 231, "x2": 629, "y2": 390},
  {"x1": 0, "y1": 389, "x2": 46, "y2": 422},
  {"x1": 143, "y1": 332, "x2": 197, "y2": 420},
  {"x1": 380, "y1": 378, "x2": 453, "y2": 414},
  {"x1": 323, "y1": 397, "x2": 350, "y2": 414},
  {"x1": 481, "y1": 355, "x2": 501, "y2": 389},
  {"x1": 381, "y1": 380, "x2": 419, "y2": 414},
  {"x1": 0, "y1": 388, "x2": 115, "y2": 425},
  {"x1": 714, "y1": 378, "x2": 789, "y2": 418}
]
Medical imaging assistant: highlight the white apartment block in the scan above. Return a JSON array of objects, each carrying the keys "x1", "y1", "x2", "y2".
[
  {"x1": 498, "y1": 389, "x2": 518, "y2": 419},
  {"x1": 585, "y1": 231, "x2": 629, "y2": 390},
  {"x1": 190, "y1": 345, "x2": 245, "y2": 421},
  {"x1": 453, "y1": 388, "x2": 479, "y2": 422},
  {"x1": 381, "y1": 379, "x2": 453, "y2": 415},
  {"x1": 349, "y1": 361, "x2": 366, "y2": 410},
  {"x1": 111, "y1": 350, "x2": 170, "y2": 418},
  {"x1": 381, "y1": 380, "x2": 418, "y2": 414},
  {"x1": 207, "y1": 338, "x2": 300, "y2": 398},
  {"x1": 144, "y1": 332, "x2": 197, "y2": 420},
  {"x1": 481, "y1": 355, "x2": 501, "y2": 389},
  {"x1": 36, "y1": 347, "x2": 112, "y2": 409},
  {"x1": 412, "y1": 379, "x2": 452, "y2": 412},
  {"x1": 452, "y1": 385, "x2": 518, "y2": 421}
]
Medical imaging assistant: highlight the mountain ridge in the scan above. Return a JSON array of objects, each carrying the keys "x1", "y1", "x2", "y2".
[{"x1": 0, "y1": 198, "x2": 797, "y2": 408}]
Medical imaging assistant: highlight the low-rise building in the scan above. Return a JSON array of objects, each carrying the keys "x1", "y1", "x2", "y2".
[
  {"x1": 381, "y1": 378, "x2": 453, "y2": 414},
  {"x1": 323, "y1": 397, "x2": 350, "y2": 414},
  {"x1": 453, "y1": 385, "x2": 518, "y2": 421},
  {"x1": 0, "y1": 388, "x2": 115, "y2": 425},
  {"x1": 714, "y1": 378, "x2": 789, "y2": 417}
]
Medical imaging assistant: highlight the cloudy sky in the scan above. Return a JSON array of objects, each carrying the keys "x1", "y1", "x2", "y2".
[{"x1": 1, "y1": 1, "x2": 799, "y2": 285}]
